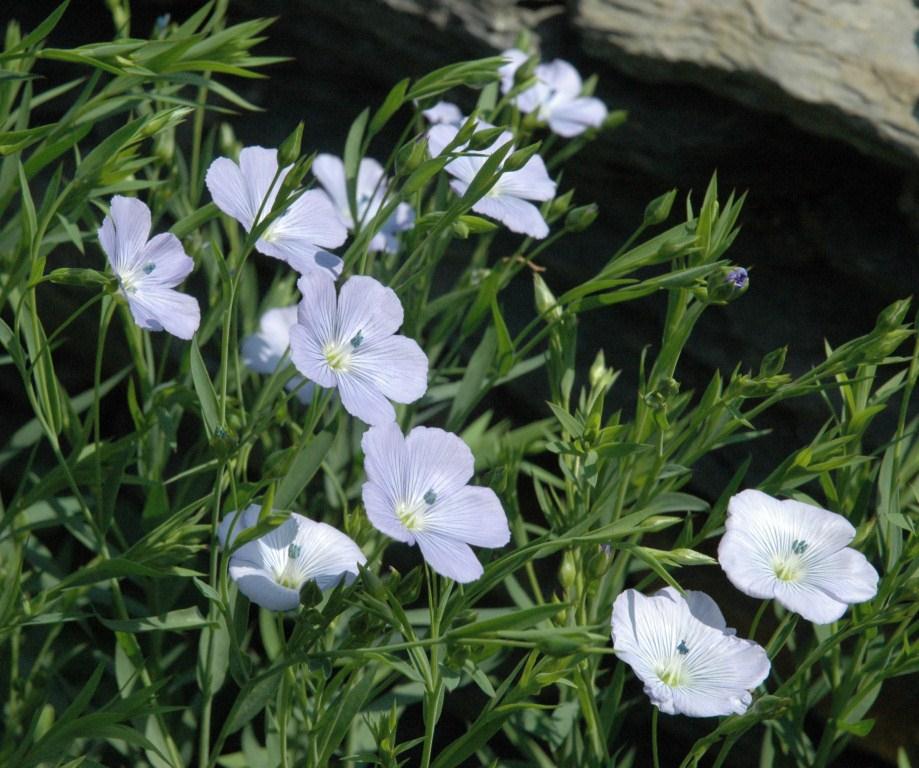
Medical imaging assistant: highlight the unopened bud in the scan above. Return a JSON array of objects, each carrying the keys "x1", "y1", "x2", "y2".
[
  {"x1": 565, "y1": 203, "x2": 598, "y2": 232},
  {"x1": 547, "y1": 189, "x2": 574, "y2": 222},
  {"x1": 759, "y1": 347, "x2": 787, "y2": 378},
  {"x1": 467, "y1": 126, "x2": 506, "y2": 150},
  {"x1": 278, "y1": 121, "x2": 304, "y2": 167},
  {"x1": 589, "y1": 350, "x2": 608, "y2": 388},
  {"x1": 48, "y1": 268, "x2": 113, "y2": 289},
  {"x1": 503, "y1": 142, "x2": 542, "y2": 172},
  {"x1": 643, "y1": 189, "x2": 677, "y2": 226},
  {"x1": 395, "y1": 137, "x2": 428, "y2": 175},
  {"x1": 707, "y1": 266, "x2": 749, "y2": 303},
  {"x1": 533, "y1": 273, "x2": 561, "y2": 319},
  {"x1": 559, "y1": 554, "x2": 577, "y2": 590}
]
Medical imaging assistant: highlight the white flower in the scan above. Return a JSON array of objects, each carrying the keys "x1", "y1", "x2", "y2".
[
  {"x1": 611, "y1": 587, "x2": 771, "y2": 717},
  {"x1": 289, "y1": 273, "x2": 428, "y2": 426},
  {"x1": 205, "y1": 146, "x2": 347, "y2": 277},
  {"x1": 422, "y1": 101, "x2": 464, "y2": 126},
  {"x1": 718, "y1": 489, "x2": 879, "y2": 624},
  {"x1": 241, "y1": 305, "x2": 313, "y2": 403},
  {"x1": 98, "y1": 195, "x2": 200, "y2": 340},
  {"x1": 311, "y1": 153, "x2": 414, "y2": 254},
  {"x1": 217, "y1": 505, "x2": 366, "y2": 612},
  {"x1": 428, "y1": 123, "x2": 556, "y2": 239},
  {"x1": 361, "y1": 422, "x2": 510, "y2": 583},
  {"x1": 500, "y1": 48, "x2": 608, "y2": 138}
]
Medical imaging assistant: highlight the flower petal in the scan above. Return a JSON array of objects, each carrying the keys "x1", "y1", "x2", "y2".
[
  {"x1": 206, "y1": 156, "x2": 257, "y2": 230},
  {"x1": 422, "y1": 101, "x2": 463, "y2": 125},
  {"x1": 493, "y1": 154, "x2": 556, "y2": 201},
  {"x1": 337, "y1": 369, "x2": 397, "y2": 426},
  {"x1": 290, "y1": 516, "x2": 366, "y2": 590},
  {"x1": 217, "y1": 504, "x2": 261, "y2": 550},
  {"x1": 404, "y1": 427, "x2": 475, "y2": 499},
  {"x1": 499, "y1": 48, "x2": 529, "y2": 93},
  {"x1": 103, "y1": 196, "x2": 151, "y2": 273},
  {"x1": 351, "y1": 334, "x2": 428, "y2": 405},
  {"x1": 423, "y1": 486, "x2": 510, "y2": 548},
  {"x1": 229, "y1": 565, "x2": 301, "y2": 611},
  {"x1": 414, "y1": 532, "x2": 483, "y2": 582},
  {"x1": 138, "y1": 232, "x2": 193, "y2": 287},
  {"x1": 472, "y1": 194, "x2": 549, "y2": 239},
  {"x1": 242, "y1": 305, "x2": 298, "y2": 374},
  {"x1": 547, "y1": 97, "x2": 607, "y2": 137},
  {"x1": 239, "y1": 145, "x2": 288, "y2": 223},
  {"x1": 537, "y1": 59, "x2": 583, "y2": 101},
  {"x1": 290, "y1": 272, "x2": 339, "y2": 388},
  {"x1": 362, "y1": 480, "x2": 415, "y2": 544},
  {"x1": 126, "y1": 285, "x2": 200, "y2": 339},
  {"x1": 772, "y1": 581, "x2": 849, "y2": 624},
  {"x1": 337, "y1": 275, "x2": 404, "y2": 343},
  {"x1": 311, "y1": 153, "x2": 350, "y2": 222}
]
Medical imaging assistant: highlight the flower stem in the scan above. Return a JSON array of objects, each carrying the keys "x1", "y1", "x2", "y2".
[
  {"x1": 748, "y1": 599, "x2": 770, "y2": 641},
  {"x1": 651, "y1": 707, "x2": 661, "y2": 768}
]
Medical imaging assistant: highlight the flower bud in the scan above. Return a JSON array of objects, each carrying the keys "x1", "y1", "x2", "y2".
[
  {"x1": 564, "y1": 203, "x2": 598, "y2": 233},
  {"x1": 706, "y1": 266, "x2": 749, "y2": 303},
  {"x1": 759, "y1": 346, "x2": 787, "y2": 378},
  {"x1": 467, "y1": 126, "x2": 506, "y2": 150},
  {"x1": 559, "y1": 553, "x2": 577, "y2": 590},
  {"x1": 395, "y1": 137, "x2": 428, "y2": 175},
  {"x1": 589, "y1": 350, "x2": 608, "y2": 389},
  {"x1": 278, "y1": 121, "x2": 304, "y2": 167},
  {"x1": 452, "y1": 219, "x2": 470, "y2": 239},
  {"x1": 502, "y1": 142, "x2": 542, "y2": 172},
  {"x1": 547, "y1": 189, "x2": 574, "y2": 222},
  {"x1": 643, "y1": 189, "x2": 677, "y2": 226},
  {"x1": 48, "y1": 268, "x2": 114, "y2": 289},
  {"x1": 533, "y1": 273, "x2": 561, "y2": 319}
]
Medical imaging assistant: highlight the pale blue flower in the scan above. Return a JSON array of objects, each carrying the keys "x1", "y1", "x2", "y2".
[
  {"x1": 205, "y1": 146, "x2": 347, "y2": 277},
  {"x1": 218, "y1": 505, "x2": 366, "y2": 612},
  {"x1": 428, "y1": 124, "x2": 556, "y2": 239},
  {"x1": 311, "y1": 153, "x2": 414, "y2": 254},
  {"x1": 98, "y1": 195, "x2": 200, "y2": 339},
  {"x1": 718, "y1": 490, "x2": 879, "y2": 624},
  {"x1": 289, "y1": 273, "x2": 428, "y2": 426},
  {"x1": 422, "y1": 101, "x2": 464, "y2": 126},
  {"x1": 611, "y1": 587, "x2": 771, "y2": 717},
  {"x1": 241, "y1": 305, "x2": 313, "y2": 403},
  {"x1": 500, "y1": 49, "x2": 608, "y2": 138},
  {"x1": 361, "y1": 423, "x2": 510, "y2": 582}
]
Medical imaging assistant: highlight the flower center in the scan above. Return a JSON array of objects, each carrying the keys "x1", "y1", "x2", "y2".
[
  {"x1": 396, "y1": 499, "x2": 426, "y2": 531},
  {"x1": 323, "y1": 340, "x2": 353, "y2": 372},
  {"x1": 655, "y1": 656, "x2": 688, "y2": 687},
  {"x1": 275, "y1": 546, "x2": 304, "y2": 590},
  {"x1": 772, "y1": 541, "x2": 808, "y2": 582}
]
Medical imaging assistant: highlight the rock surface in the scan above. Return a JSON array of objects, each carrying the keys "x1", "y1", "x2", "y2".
[{"x1": 576, "y1": 0, "x2": 919, "y2": 167}]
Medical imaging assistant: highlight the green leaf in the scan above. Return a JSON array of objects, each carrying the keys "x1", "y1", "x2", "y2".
[
  {"x1": 274, "y1": 430, "x2": 334, "y2": 510},
  {"x1": 190, "y1": 337, "x2": 219, "y2": 438},
  {"x1": 367, "y1": 77, "x2": 409, "y2": 139},
  {"x1": 343, "y1": 107, "x2": 370, "y2": 222},
  {"x1": 99, "y1": 607, "x2": 213, "y2": 634}
]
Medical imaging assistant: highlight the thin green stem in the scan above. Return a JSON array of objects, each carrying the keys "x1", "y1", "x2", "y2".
[{"x1": 651, "y1": 706, "x2": 660, "y2": 768}]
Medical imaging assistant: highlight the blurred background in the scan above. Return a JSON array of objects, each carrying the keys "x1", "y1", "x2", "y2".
[{"x1": 5, "y1": 0, "x2": 918, "y2": 764}]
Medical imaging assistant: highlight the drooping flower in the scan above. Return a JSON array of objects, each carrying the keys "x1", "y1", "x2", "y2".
[
  {"x1": 98, "y1": 195, "x2": 200, "y2": 339},
  {"x1": 500, "y1": 48, "x2": 608, "y2": 138},
  {"x1": 311, "y1": 153, "x2": 414, "y2": 254},
  {"x1": 217, "y1": 505, "x2": 366, "y2": 612},
  {"x1": 289, "y1": 273, "x2": 428, "y2": 426},
  {"x1": 422, "y1": 101, "x2": 464, "y2": 126},
  {"x1": 241, "y1": 305, "x2": 313, "y2": 403},
  {"x1": 718, "y1": 489, "x2": 879, "y2": 624},
  {"x1": 428, "y1": 123, "x2": 556, "y2": 239},
  {"x1": 361, "y1": 422, "x2": 510, "y2": 582},
  {"x1": 205, "y1": 146, "x2": 347, "y2": 277},
  {"x1": 610, "y1": 587, "x2": 771, "y2": 717}
]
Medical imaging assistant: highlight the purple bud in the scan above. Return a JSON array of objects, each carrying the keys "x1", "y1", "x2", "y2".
[{"x1": 725, "y1": 267, "x2": 749, "y2": 289}]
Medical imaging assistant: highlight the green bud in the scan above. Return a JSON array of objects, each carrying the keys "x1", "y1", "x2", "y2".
[
  {"x1": 538, "y1": 633, "x2": 585, "y2": 657},
  {"x1": 643, "y1": 189, "x2": 677, "y2": 226},
  {"x1": 47, "y1": 268, "x2": 114, "y2": 289},
  {"x1": 875, "y1": 298, "x2": 911, "y2": 332},
  {"x1": 533, "y1": 273, "x2": 561, "y2": 319},
  {"x1": 452, "y1": 220, "x2": 470, "y2": 239},
  {"x1": 602, "y1": 110, "x2": 628, "y2": 132},
  {"x1": 759, "y1": 346, "x2": 787, "y2": 378},
  {"x1": 559, "y1": 554, "x2": 577, "y2": 590},
  {"x1": 218, "y1": 123, "x2": 240, "y2": 157},
  {"x1": 565, "y1": 203, "x2": 598, "y2": 232},
  {"x1": 589, "y1": 544, "x2": 613, "y2": 578},
  {"x1": 454, "y1": 116, "x2": 481, "y2": 147},
  {"x1": 359, "y1": 564, "x2": 386, "y2": 601},
  {"x1": 278, "y1": 121, "x2": 304, "y2": 167},
  {"x1": 395, "y1": 137, "x2": 428, "y2": 176},
  {"x1": 547, "y1": 189, "x2": 574, "y2": 222},
  {"x1": 589, "y1": 350, "x2": 608, "y2": 388},
  {"x1": 503, "y1": 142, "x2": 542, "y2": 172},
  {"x1": 467, "y1": 126, "x2": 506, "y2": 150}
]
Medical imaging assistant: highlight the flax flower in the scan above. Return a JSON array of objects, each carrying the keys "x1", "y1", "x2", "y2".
[
  {"x1": 98, "y1": 195, "x2": 200, "y2": 339},
  {"x1": 218, "y1": 505, "x2": 366, "y2": 612},
  {"x1": 311, "y1": 153, "x2": 413, "y2": 253},
  {"x1": 611, "y1": 587, "x2": 771, "y2": 717},
  {"x1": 422, "y1": 101, "x2": 464, "y2": 126},
  {"x1": 718, "y1": 489, "x2": 879, "y2": 624},
  {"x1": 241, "y1": 305, "x2": 313, "y2": 403},
  {"x1": 361, "y1": 423, "x2": 510, "y2": 582},
  {"x1": 428, "y1": 124, "x2": 556, "y2": 239},
  {"x1": 500, "y1": 48, "x2": 607, "y2": 137},
  {"x1": 289, "y1": 273, "x2": 428, "y2": 426},
  {"x1": 205, "y1": 146, "x2": 346, "y2": 276}
]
